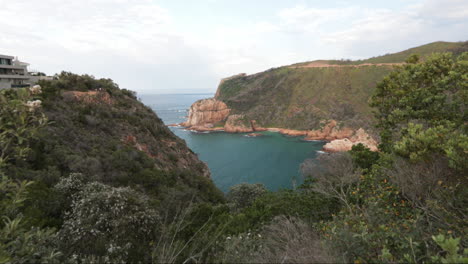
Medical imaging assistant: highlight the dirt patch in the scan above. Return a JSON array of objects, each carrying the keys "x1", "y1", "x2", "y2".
[
  {"x1": 62, "y1": 90, "x2": 113, "y2": 105},
  {"x1": 291, "y1": 62, "x2": 404, "y2": 69},
  {"x1": 122, "y1": 135, "x2": 155, "y2": 158}
]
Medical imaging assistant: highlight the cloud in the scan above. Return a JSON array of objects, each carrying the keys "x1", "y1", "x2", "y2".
[
  {"x1": 0, "y1": 0, "x2": 466, "y2": 93},
  {"x1": 278, "y1": 5, "x2": 357, "y2": 33},
  {"x1": 317, "y1": 1, "x2": 468, "y2": 57},
  {"x1": 420, "y1": 0, "x2": 468, "y2": 19},
  {"x1": 0, "y1": 0, "x2": 219, "y2": 92}
]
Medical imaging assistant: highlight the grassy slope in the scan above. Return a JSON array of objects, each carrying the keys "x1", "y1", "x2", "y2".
[{"x1": 217, "y1": 41, "x2": 467, "y2": 130}]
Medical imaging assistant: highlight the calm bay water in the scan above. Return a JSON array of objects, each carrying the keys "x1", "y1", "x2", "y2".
[{"x1": 140, "y1": 94, "x2": 325, "y2": 192}]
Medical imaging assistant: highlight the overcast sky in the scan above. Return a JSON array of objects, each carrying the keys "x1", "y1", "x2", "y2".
[{"x1": 1, "y1": 0, "x2": 467, "y2": 94}]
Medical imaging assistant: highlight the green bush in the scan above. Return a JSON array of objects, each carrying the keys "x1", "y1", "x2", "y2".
[{"x1": 58, "y1": 177, "x2": 160, "y2": 262}]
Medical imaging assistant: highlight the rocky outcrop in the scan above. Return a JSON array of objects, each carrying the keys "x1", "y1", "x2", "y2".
[
  {"x1": 181, "y1": 98, "x2": 230, "y2": 127},
  {"x1": 246, "y1": 133, "x2": 263, "y2": 137},
  {"x1": 304, "y1": 120, "x2": 354, "y2": 141},
  {"x1": 323, "y1": 128, "x2": 378, "y2": 152},
  {"x1": 268, "y1": 120, "x2": 378, "y2": 152}
]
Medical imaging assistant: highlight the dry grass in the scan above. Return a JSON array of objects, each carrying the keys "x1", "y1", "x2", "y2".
[
  {"x1": 253, "y1": 216, "x2": 336, "y2": 263},
  {"x1": 302, "y1": 153, "x2": 360, "y2": 211}
]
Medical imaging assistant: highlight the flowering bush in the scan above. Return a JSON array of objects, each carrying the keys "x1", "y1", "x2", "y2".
[
  {"x1": 0, "y1": 87, "x2": 59, "y2": 263},
  {"x1": 58, "y1": 178, "x2": 160, "y2": 262}
]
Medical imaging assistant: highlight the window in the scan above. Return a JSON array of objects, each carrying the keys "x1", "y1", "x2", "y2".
[{"x1": 0, "y1": 58, "x2": 12, "y2": 65}]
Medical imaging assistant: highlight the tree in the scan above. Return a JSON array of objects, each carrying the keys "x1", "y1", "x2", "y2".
[
  {"x1": 302, "y1": 153, "x2": 359, "y2": 211},
  {"x1": 226, "y1": 183, "x2": 267, "y2": 211},
  {"x1": 349, "y1": 143, "x2": 380, "y2": 171},
  {"x1": 0, "y1": 87, "x2": 60, "y2": 263},
  {"x1": 370, "y1": 52, "x2": 467, "y2": 172}
]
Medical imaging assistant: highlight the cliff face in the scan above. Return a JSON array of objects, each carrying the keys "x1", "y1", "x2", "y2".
[{"x1": 181, "y1": 98, "x2": 230, "y2": 127}]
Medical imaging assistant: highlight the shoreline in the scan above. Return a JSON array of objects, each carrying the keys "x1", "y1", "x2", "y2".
[
  {"x1": 168, "y1": 123, "x2": 329, "y2": 141},
  {"x1": 167, "y1": 122, "x2": 378, "y2": 152}
]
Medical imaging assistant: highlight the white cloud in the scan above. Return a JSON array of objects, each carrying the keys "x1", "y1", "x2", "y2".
[
  {"x1": 0, "y1": 0, "x2": 466, "y2": 93},
  {"x1": 420, "y1": 0, "x2": 468, "y2": 19},
  {"x1": 0, "y1": 0, "x2": 219, "y2": 92},
  {"x1": 278, "y1": 5, "x2": 357, "y2": 33}
]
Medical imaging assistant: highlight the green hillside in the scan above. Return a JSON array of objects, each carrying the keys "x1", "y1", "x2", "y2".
[
  {"x1": 291, "y1": 41, "x2": 468, "y2": 66},
  {"x1": 216, "y1": 41, "x2": 467, "y2": 131}
]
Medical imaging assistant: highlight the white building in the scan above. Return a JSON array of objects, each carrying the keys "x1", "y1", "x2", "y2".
[{"x1": 0, "y1": 54, "x2": 33, "y2": 89}]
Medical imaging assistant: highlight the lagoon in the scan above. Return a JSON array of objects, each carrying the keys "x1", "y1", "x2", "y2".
[{"x1": 140, "y1": 93, "x2": 324, "y2": 192}]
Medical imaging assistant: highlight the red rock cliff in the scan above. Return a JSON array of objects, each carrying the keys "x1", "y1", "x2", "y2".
[{"x1": 181, "y1": 98, "x2": 230, "y2": 127}]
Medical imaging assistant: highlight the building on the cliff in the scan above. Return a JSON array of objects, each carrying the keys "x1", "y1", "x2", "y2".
[{"x1": 0, "y1": 54, "x2": 45, "y2": 90}]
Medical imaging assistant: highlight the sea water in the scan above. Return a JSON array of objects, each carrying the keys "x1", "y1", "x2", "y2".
[{"x1": 140, "y1": 94, "x2": 325, "y2": 192}]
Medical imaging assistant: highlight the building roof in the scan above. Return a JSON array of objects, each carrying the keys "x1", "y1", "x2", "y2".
[{"x1": 0, "y1": 54, "x2": 15, "y2": 59}]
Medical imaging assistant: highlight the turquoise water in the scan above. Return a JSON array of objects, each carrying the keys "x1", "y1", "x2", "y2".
[{"x1": 140, "y1": 94, "x2": 325, "y2": 192}]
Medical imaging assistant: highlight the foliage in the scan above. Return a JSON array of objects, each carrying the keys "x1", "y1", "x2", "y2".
[
  {"x1": 0, "y1": 88, "x2": 60, "y2": 263},
  {"x1": 370, "y1": 52, "x2": 467, "y2": 172},
  {"x1": 0, "y1": 88, "x2": 47, "y2": 167},
  {"x1": 57, "y1": 176, "x2": 160, "y2": 262},
  {"x1": 215, "y1": 215, "x2": 335, "y2": 263},
  {"x1": 0, "y1": 74, "x2": 225, "y2": 262},
  {"x1": 349, "y1": 143, "x2": 380, "y2": 171},
  {"x1": 431, "y1": 234, "x2": 468, "y2": 263},
  {"x1": 301, "y1": 153, "x2": 360, "y2": 211},
  {"x1": 315, "y1": 52, "x2": 468, "y2": 263},
  {"x1": 226, "y1": 183, "x2": 267, "y2": 211},
  {"x1": 0, "y1": 179, "x2": 61, "y2": 263}
]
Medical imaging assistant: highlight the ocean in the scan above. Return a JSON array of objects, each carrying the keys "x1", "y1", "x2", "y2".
[{"x1": 140, "y1": 93, "x2": 325, "y2": 192}]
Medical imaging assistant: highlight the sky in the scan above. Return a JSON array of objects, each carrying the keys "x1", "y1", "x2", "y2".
[{"x1": 1, "y1": 0, "x2": 467, "y2": 94}]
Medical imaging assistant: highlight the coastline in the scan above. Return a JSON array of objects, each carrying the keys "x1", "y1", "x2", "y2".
[
  {"x1": 169, "y1": 123, "x2": 329, "y2": 141},
  {"x1": 168, "y1": 122, "x2": 378, "y2": 152}
]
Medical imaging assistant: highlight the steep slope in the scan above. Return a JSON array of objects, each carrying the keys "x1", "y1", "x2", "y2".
[
  {"x1": 9, "y1": 72, "x2": 223, "y2": 204},
  {"x1": 182, "y1": 41, "x2": 467, "y2": 151}
]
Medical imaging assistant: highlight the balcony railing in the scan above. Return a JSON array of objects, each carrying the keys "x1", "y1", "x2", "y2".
[
  {"x1": 0, "y1": 64, "x2": 27, "y2": 70},
  {"x1": 0, "y1": 74, "x2": 30, "y2": 79}
]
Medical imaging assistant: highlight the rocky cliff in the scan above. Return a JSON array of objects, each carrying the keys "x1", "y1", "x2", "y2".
[{"x1": 181, "y1": 98, "x2": 230, "y2": 128}]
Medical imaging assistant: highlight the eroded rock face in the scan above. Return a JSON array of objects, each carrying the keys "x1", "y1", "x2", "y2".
[
  {"x1": 304, "y1": 120, "x2": 354, "y2": 141},
  {"x1": 181, "y1": 98, "x2": 230, "y2": 127}
]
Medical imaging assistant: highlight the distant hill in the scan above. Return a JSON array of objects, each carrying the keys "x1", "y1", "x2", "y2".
[
  {"x1": 214, "y1": 41, "x2": 467, "y2": 133},
  {"x1": 291, "y1": 41, "x2": 468, "y2": 66}
]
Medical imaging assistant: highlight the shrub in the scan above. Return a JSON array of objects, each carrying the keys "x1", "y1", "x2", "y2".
[
  {"x1": 58, "y1": 180, "x2": 160, "y2": 262},
  {"x1": 226, "y1": 183, "x2": 267, "y2": 211},
  {"x1": 216, "y1": 216, "x2": 335, "y2": 263},
  {"x1": 302, "y1": 153, "x2": 359, "y2": 211}
]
